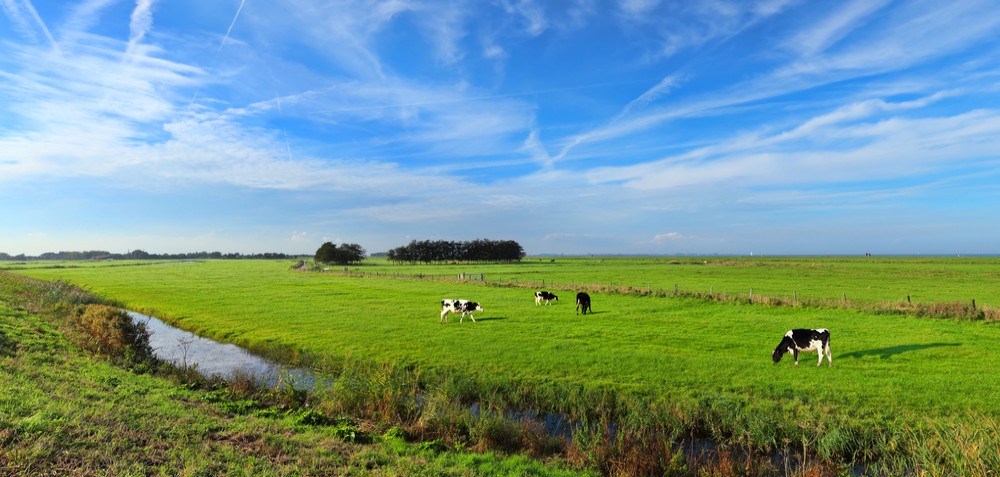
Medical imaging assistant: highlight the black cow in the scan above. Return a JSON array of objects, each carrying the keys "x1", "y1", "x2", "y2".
[
  {"x1": 440, "y1": 299, "x2": 484, "y2": 323},
  {"x1": 575, "y1": 292, "x2": 592, "y2": 315},
  {"x1": 772, "y1": 328, "x2": 832, "y2": 367},
  {"x1": 534, "y1": 291, "x2": 558, "y2": 305}
]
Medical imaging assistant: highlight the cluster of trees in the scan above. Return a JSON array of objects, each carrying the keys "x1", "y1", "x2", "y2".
[
  {"x1": 314, "y1": 242, "x2": 367, "y2": 265},
  {"x1": 386, "y1": 239, "x2": 525, "y2": 264},
  {"x1": 0, "y1": 250, "x2": 299, "y2": 261}
]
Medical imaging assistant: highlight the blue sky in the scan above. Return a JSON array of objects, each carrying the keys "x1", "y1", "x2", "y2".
[{"x1": 3, "y1": 0, "x2": 1000, "y2": 256}]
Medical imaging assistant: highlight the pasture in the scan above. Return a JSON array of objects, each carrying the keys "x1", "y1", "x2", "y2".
[
  {"x1": 10, "y1": 257, "x2": 1000, "y2": 473},
  {"x1": 0, "y1": 272, "x2": 593, "y2": 477}
]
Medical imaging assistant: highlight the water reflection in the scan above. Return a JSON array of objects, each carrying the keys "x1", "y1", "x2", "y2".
[{"x1": 128, "y1": 311, "x2": 314, "y2": 388}]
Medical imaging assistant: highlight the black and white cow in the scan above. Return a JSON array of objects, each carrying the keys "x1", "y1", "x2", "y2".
[
  {"x1": 772, "y1": 328, "x2": 832, "y2": 367},
  {"x1": 440, "y1": 299, "x2": 484, "y2": 323},
  {"x1": 534, "y1": 291, "x2": 558, "y2": 305},
  {"x1": 575, "y1": 292, "x2": 592, "y2": 315}
]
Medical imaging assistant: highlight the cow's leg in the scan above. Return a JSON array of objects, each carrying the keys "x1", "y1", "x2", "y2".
[
  {"x1": 793, "y1": 349, "x2": 799, "y2": 366},
  {"x1": 440, "y1": 310, "x2": 448, "y2": 323},
  {"x1": 468, "y1": 313, "x2": 476, "y2": 323},
  {"x1": 817, "y1": 349, "x2": 824, "y2": 367},
  {"x1": 825, "y1": 343, "x2": 833, "y2": 367}
]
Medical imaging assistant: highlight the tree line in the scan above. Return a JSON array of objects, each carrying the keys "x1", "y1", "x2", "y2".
[
  {"x1": 386, "y1": 239, "x2": 525, "y2": 264},
  {"x1": 0, "y1": 250, "x2": 301, "y2": 261}
]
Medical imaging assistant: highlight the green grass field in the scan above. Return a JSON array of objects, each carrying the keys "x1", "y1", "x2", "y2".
[
  {"x1": 0, "y1": 271, "x2": 595, "y2": 476},
  {"x1": 8, "y1": 257, "x2": 1000, "y2": 473}
]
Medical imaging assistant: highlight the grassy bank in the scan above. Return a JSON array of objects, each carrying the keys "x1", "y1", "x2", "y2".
[{"x1": 9, "y1": 258, "x2": 1000, "y2": 474}]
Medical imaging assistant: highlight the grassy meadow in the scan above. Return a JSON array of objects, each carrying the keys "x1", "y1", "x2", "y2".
[
  {"x1": 6, "y1": 256, "x2": 1000, "y2": 474},
  {"x1": 0, "y1": 271, "x2": 595, "y2": 476}
]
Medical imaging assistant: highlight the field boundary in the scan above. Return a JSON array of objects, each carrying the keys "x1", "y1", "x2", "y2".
[{"x1": 317, "y1": 267, "x2": 998, "y2": 321}]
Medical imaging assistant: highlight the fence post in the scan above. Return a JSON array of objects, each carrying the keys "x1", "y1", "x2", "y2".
[
  {"x1": 972, "y1": 299, "x2": 977, "y2": 311},
  {"x1": 749, "y1": 288, "x2": 753, "y2": 301},
  {"x1": 793, "y1": 291, "x2": 797, "y2": 303},
  {"x1": 674, "y1": 284, "x2": 678, "y2": 296}
]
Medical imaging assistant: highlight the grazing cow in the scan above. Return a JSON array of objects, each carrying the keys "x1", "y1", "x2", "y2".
[
  {"x1": 534, "y1": 291, "x2": 558, "y2": 305},
  {"x1": 772, "y1": 328, "x2": 832, "y2": 367},
  {"x1": 440, "y1": 299, "x2": 484, "y2": 323},
  {"x1": 575, "y1": 292, "x2": 592, "y2": 315}
]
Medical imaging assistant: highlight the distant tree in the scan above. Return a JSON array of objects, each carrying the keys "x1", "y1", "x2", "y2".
[
  {"x1": 315, "y1": 242, "x2": 366, "y2": 265},
  {"x1": 315, "y1": 242, "x2": 337, "y2": 264}
]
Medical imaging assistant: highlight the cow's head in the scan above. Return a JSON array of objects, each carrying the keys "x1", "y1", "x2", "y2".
[{"x1": 772, "y1": 337, "x2": 792, "y2": 363}]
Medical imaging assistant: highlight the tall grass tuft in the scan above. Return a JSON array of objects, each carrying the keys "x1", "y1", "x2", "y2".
[{"x1": 906, "y1": 414, "x2": 1000, "y2": 475}]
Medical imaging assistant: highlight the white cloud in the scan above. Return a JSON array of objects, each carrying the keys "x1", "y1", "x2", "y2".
[
  {"x1": 415, "y1": 2, "x2": 468, "y2": 65},
  {"x1": 125, "y1": 0, "x2": 157, "y2": 57},
  {"x1": 587, "y1": 107, "x2": 1000, "y2": 193},
  {"x1": 786, "y1": 0, "x2": 890, "y2": 57},
  {"x1": 617, "y1": 74, "x2": 684, "y2": 119},
  {"x1": 500, "y1": 0, "x2": 547, "y2": 36},
  {"x1": 652, "y1": 232, "x2": 684, "y2": 242},
  {"x1": 1, "y1": 0, "x2": 59, "y2": 53}
]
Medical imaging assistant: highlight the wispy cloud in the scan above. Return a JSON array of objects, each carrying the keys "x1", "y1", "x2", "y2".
[
  {"x1": 125, "y1": 0, "x2": 157, "y2": 57},
  {"x1": 4, "y1": 1, "x2": 1000, "y2": 255},
  {"x1": 1, "y1": 0, "x2": 59, "y2": 53},
  {"x1": 218, "y1": 0, "x2": 247, "y2": 52},
  {"x1": 61, "y1": 0, "x2": 117, "y2": 36},
  {"x1": 786, "y1": 0, "x2": 890, "y2": 57},
  {"x1": 616, "y1": 74, "x2": 684, "y2": 119},
  {"x1": 588, "y1": 104, "x2": 1000, "y2": 195}
]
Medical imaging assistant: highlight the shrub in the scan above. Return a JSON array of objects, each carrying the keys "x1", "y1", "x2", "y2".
[{"x1": 68, "y1": 304, "x2": 153, "y2": 365}]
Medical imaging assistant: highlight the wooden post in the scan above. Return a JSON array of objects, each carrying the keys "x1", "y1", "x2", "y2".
[
  {"x1": 749, "y1": 288, "x2": 753, "y2": 300},
  {"x1": 972, "y1": 299, "x2": 977, "y2": 311},
  {"x1": 709, "y1": 286, "x2": 713, "y2": 297},
  {"x1": 674, "y1": 283, "x2": 679, "y2": 296},
  {"x1": 793, "y1": 291, "x2": 797, "y2": 303},
  {"x1": 842, "y1": 292, "x2": 847, "y2": 303},
  {"x1": 907, "y1": 295, "x2": 911, "y2": 304}
]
